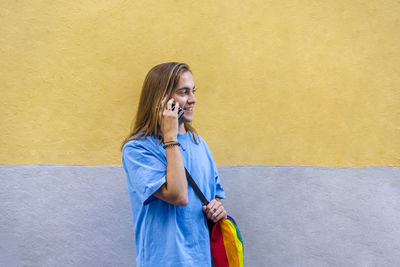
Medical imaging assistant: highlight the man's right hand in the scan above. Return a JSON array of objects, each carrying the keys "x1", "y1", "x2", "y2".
[{"x1": 160, "y1": 97, "x2": 179, "y2": 141}]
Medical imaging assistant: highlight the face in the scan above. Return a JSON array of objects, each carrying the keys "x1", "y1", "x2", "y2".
[{"x1": 171, "y1": 71, "x2": 196, "y2": 124}]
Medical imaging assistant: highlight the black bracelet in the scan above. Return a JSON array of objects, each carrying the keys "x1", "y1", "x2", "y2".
[{"x1": 163, "y1": 142, "x2": 181, "y2": 149}]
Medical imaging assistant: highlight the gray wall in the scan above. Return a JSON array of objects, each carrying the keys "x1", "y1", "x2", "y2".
[{"x1": 1, "y1": 165, "x2": 399, "y2": 267}]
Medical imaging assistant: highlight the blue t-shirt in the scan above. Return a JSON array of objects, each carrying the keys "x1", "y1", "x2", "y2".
[{"x1": 122, "y1": 131, "x2": 225, "y2": 267}]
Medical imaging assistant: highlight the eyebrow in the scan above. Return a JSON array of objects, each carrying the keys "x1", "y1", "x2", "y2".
[{"x1": 175, "y1": 85, "x2": 196, "y2": 91}]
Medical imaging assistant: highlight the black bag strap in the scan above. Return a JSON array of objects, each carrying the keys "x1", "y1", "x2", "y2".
[
  {"x1": 185, "y1": 168, "x2": 209, "y2": 206},
  {"x1": 185, "y1": 168, "x2": 216, "y2": 233}
]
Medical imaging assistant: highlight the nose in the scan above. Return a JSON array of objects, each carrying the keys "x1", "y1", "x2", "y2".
[{"x1": 188, "y1": 91, "x2": 196, "y2": 104}]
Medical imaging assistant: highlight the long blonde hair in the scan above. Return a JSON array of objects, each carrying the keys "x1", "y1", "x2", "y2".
[{"x1": 120, "y1": 62, "x2": 198, "y2": 151}]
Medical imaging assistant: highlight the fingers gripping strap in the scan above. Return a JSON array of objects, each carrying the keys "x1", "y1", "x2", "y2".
[{"x1": 184, "y1": 168, "x2": 209, "y2": 206}]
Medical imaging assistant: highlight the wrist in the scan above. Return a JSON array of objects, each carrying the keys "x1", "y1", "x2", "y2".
[
  {"x1": 164, "y1": 140, "x2": 178, "y2": 144},
  {"x1": 163, "y1": 135, "x2": 177, "y2": 142},
  {"x1": 163, "y1": 142, "x2": 181, "y2": 149}
]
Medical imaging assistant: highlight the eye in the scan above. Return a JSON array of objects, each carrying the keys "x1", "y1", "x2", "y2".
[
  {"x1": 176, "y1": 90, "x2": 187, "y2": 96},
  {"x1": 185, "y1": 89, "x2": 196, "y2": 95},
  {"x1": 176, "y1": 88, "x2": 196, "y2": 96}
]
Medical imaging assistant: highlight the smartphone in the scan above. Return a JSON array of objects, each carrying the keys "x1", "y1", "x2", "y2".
[{"x1": 171, "y1": 101, "x2": 184, "y2": 120}]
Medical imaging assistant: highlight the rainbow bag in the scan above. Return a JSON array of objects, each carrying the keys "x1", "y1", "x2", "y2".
[
  {"x1": 185, "y1": 169, "x2": 244, "y2": 267},
  {"x1": 208, "y1": 216, "x2": 244, "y2": 267}
]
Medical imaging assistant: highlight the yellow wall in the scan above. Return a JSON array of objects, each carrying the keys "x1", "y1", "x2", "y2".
[{"x1": 1, "y1": 1, "x2": 399, "y2": 166}]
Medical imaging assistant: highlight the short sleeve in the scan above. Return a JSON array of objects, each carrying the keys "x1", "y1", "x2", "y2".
[
  {"x1": 199, "y1": 135, "x2": 226, "y2": 200},
  {"x1": 213, "y1": 162, "x2": 226, "y2": 199},
  {"x1": 122, "y1": 140, "x2": 166, "y2": 204}
]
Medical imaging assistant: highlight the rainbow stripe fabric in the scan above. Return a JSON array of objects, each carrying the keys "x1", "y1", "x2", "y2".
[{"x1": 210, "y1": 215, "x2": 244, "y2": 267}]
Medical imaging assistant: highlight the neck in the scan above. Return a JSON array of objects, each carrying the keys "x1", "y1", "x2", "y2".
[{"x1": 178, "y1": 122, "x2": 186, "y2": 134}]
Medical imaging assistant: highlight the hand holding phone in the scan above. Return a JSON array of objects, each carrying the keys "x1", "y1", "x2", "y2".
[
  {"x1": 171, "y1": 101, "x2": 184, "y2": 120},
  {"x1": 160, "y1": 98, "x2": 182, "y2": 140}
]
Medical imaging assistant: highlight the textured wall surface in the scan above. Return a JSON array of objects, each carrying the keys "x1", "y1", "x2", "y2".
[
  {"x1": 1, "y1": 1, "x2": 399, "y2": 166},
  {"x1": 1, "y1": 165, "x2": 399, "y2": 267},
  {"x1": 2, "y1": 1, "x2": 398, "y2": 266}
]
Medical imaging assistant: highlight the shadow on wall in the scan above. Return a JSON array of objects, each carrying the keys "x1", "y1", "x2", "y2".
[{"x1": 1, "y1": 165, "x2": 399, "y2": 267}]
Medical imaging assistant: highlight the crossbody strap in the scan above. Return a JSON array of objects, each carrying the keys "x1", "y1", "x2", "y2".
[{"x1": 184, "y1": 168, "x2": 209, "y2": 206}]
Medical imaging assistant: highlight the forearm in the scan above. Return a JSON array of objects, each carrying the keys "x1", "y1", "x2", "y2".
[
  {"x1": 154, "y1": 98, "x2": 188, "y2": 205},
  {"x1": 165, "y1": 145, "x2": 187, "y2": 199},
  {"x1": 154, "y1": 143, "x2": 188, "y2": 206}
]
